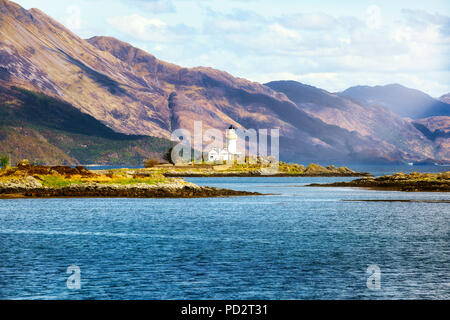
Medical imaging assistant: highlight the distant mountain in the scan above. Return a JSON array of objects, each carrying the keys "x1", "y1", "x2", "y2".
[
  {"x1": 339, "y1": 84, "x2": 450, "y2": 119},
  {"x1": 0, "y1": 84, "x2": 173, "y2": 165},
  {"x1": 440, "y1": 93, "x2": 450, "y2": 104},
  {"x1": 0, "y1": 0, "x2": 447, "y2": 164},
  {"x1": 265, "y1": 81, "x2": 438, "y2": 162},
  {"x1": 412, "y1": 116, "x2": 450, "y2": 161}
]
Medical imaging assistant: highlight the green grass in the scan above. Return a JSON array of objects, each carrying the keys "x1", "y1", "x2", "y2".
[
  {"x1": 103, "y1": 177, "x2": 167, "y2": 185},
  {"x1": 40, "y1": 175, "x2": 168, "y2": 188},
  {"x1": 41, "y1": 176, "x2": 83, "y2": 187}
]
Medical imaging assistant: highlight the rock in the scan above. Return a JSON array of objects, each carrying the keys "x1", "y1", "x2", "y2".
[
  {"x1": 305, "y1": 163, "x2": 329, "y2": 174},
  {"x1": 17, "y1": 159, "x2": 30, "y2": 168}
]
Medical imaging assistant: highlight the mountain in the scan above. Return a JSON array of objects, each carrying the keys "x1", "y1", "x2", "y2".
[
  {"x1": 412, "y1": 116, "x2": 450, "y2": 161},
  {"x1": 0, "y1": 0, "x2": 447, "y2": 164},
  {"x1": 440, "y1": 93, "x2": 450, "y2": 104},
  {"x1": 265, "y1": 81, "x2": 437, "y2": 162},
  {"x1": 339, "y1": 84, "x2": 450, "y2": 119},
  {"x1": 0, "y1": 83, "x2": 173, "y2": 165}
]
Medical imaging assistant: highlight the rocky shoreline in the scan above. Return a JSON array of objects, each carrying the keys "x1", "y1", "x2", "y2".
[
  {"x1": 307, "y1": 172, "x2": 450, "y2": 192},
  {"x1": 0, "y1": 183, "x2": 260, "y2": 198},
  {"x1": 0, "y1": 164, "x2": 261, "y2": 198}
]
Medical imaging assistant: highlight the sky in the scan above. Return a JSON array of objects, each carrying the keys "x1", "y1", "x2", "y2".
[{"x1": 14, "y1": 0, "x2": 450, "y2": 97}]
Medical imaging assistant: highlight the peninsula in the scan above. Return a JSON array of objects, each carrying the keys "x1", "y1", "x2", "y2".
[{"x1": 0, "y1": 163, "x2": 260, "y2": 199}]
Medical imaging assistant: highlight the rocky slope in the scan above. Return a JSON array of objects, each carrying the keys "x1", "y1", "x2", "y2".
[
  {"x1": 266, "y1": 81, "x2": 438, "y2": 162},
  {"x1": 439, "y1": 93, "x2": 450, "y2": 104},
  {"x1": 0, "y1": 84, "x2": 173, "y2": 165},
  {"x1": 412, "y1": 116, "x2": 450, "y2": 160},
  {"x1": 0, "y1": 0, "x2": 447, "y2": 164}
]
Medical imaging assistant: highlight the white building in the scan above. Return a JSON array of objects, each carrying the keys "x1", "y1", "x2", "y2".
[{"x1": 207, "y1": 125, "x2": 241, "y2": 162}]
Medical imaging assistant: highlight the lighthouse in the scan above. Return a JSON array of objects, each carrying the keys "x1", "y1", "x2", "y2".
[
  {"x1": 207, "y1": 125, "x2": 241, "y2": 162},
  {"x1": 226, "y1": 125, "x2": 237, "y2": 154}
]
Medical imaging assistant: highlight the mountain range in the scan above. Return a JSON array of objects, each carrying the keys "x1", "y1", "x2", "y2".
[
  {"x1": 339, "y1": 84, "x2": 450, "y2": 119},
  {"x1": 0, "y1": 0, "x2": 449, "y2": 165}
]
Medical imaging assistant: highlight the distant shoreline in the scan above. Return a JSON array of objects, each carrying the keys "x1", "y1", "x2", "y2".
[
  {"x1": 163, "y1": 172, "x2": 371, "y2": 178},
  {"x1": 307, "y1": 172, "x2": 450, "y2": 192}
]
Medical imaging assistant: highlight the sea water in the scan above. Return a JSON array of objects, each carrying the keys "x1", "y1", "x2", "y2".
[{"x1": 0, "y1": 166, "x2": 449, "y2": 299}]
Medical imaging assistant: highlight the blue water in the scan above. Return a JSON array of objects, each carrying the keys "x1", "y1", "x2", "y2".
[{"x1": 0, "y1": 171, "x2": 449, "y2": 299}]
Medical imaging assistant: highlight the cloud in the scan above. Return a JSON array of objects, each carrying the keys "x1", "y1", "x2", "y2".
[
  {"x1": 268, "y1": 23, "x2": 302, "y2": 40},
  {"x1": 107, "y1": 13, "x2": 195, "y2": 44},
  {"x1": 107, "y1": 14, "x2": 166, "y2": 40},
  {"x1": 122, "y1": 0, "x2": 176, "y2": 13},
  {"x1": 401, "y1": 9, "x2": 450, "y2": 35},
  {"x1": 203, "y1": 8, "x2": 266, "y2": 34},
  {"x1": 104, "y1": 4, "x2": 449, "y2": 96},
  {"x1": 65, "y1": 5, "x2": 83, "y2": 30},
  {"x1": 278, "y1": 13, "x2": 336, "y2": 30}
]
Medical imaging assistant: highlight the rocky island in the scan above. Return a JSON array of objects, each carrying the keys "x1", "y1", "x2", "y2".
[
  {"x1": 159, "y1": 162, "x2": 370, "y2": 177},
  {"x1": 0, "y1": 163, "x2": 260, "y2": 199},
  {"x1": 307, "y1": 172, "x2": 450, "y2": 192}
]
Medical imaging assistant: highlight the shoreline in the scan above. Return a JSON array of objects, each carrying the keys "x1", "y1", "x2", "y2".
[
  {"x1": 0, "y1": 164, "x2": 262, "y2": 199},
  {"x1": 307, "y1": 172, "x2": 450, "y2": 192},
  {"x1": 163, "y1": 172, "x2": 371, "y2": 178},
  {"x1": 0, "y1": 184, "x2": 261, "y2": 199}
]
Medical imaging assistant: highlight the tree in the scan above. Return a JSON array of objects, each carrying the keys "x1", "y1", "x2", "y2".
[{"x1": 0, "y1": 155, "x2": 9, "y2": 169}]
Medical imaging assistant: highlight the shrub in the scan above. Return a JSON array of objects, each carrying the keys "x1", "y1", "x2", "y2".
[
  {"x1": 144, "y1": 158, "x2": 159, "y2": 168},
  {"x1": 0, "y1": 155, "x2": 9, "y2": 169}
]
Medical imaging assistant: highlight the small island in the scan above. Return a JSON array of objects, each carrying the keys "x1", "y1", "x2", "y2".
[
  {"x1": 307, "y1": 172, "x2": 450, "y2": 192},
  {"x1": 0, "y1": 161, "x2": 260, "y2": 199},
  {"x1": 155, "y1": 162, "x2": 370, "y2": 177}
]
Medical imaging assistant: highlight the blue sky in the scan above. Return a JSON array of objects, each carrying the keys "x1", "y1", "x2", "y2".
[{"x1": 14, "y1": 0, "x2": 450, "y2": 97}]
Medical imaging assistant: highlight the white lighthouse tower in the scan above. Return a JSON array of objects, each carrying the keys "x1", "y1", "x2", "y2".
[
  {"x1": 207, "y1": 125, "x2": 241, "y2": 162},
  {"x1": 226, "y1": 125, "x2": 237, "y2": 155}
]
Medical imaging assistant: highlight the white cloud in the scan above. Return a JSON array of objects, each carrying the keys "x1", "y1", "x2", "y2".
[
  {"x1": 102, "y1": 4, "x2": 449, "y2": 96},
  {"x1": 107, "y1": 14, "x2": 166, "y2": 41},
  {"x1": 65, "y1": 5, "x2": 82, "y2": 30},
  {"x1": 124, "y1": 0, "x2": 176, "y2": 13},
  {"x1": 268, "y1": 23, "x2": 302, "y2": 40},
  {"x1": 278, "y1": 13, "x2": 336, "y2": 30}
]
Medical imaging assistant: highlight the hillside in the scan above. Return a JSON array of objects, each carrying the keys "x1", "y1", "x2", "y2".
[
  {"x1": 440, "y1": 93, "x2": 450, "y2": 104},
  {"x1": 0, "y1": 84, "x2": 173, "y2": 165},
  {"x1": 0, "y1": 0, "x2": 448, "y2": 163},
  {"x1": 412, "y1": 116, "x2": 450, "y2": 160},
  {"x1": 265, "y1": 81, "x2": 437, "y2": 162},
  {"x1": 339, "y1": 84, "x2": 450, "y2": 119}
]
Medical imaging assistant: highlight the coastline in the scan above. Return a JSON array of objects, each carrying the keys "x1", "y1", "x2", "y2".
[
  {"x1": 0, "y1": 183, "x2": 260, "y2": 199},
  {"x1": 163, "y1": 172, "x2": 371, "y2": 178},
  {"x1": 0, "y1": 164, "x2": 261, "y2": 199},
  {"x1": 307, "y1": 172, "x2": 450, "y2": 192}
]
